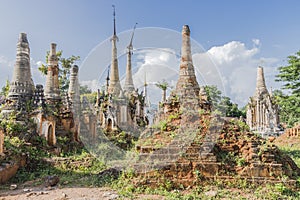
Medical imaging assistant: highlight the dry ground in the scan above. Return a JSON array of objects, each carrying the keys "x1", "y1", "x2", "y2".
[{"x1": 0, "y1": 185, "x2": 164, "y2": 200}]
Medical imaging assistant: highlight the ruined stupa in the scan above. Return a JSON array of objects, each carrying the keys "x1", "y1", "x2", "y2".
[
  {"x1": 68, "y1": 65, "x2": 80, "y2": 115},
  {"x1": 1, "y1": 33, "x2": 81, "y2": 146},
  {"x1": 44, "y1": 43, "x2": 61, "y2": 101},
  {"x1": 175, "y1": 25, "x2": 200, "y2": 100},
  {"x1": 246, "y1": 67, "x2": 280, "y2": 136},
  {"x1": 93, "y1": 8, "x2": 147, "y2": 133},
  {"x1": 68, "y1": 65, "x2": 80, "y2": 141},
  {"x1": 133, "y1": 25, "x2": 300, "y2": 188},
  {"x1": 7, "y1": 33, "x2": 35, "y2": 100}
]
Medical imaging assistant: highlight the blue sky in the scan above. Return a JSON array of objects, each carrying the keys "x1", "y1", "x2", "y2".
[{"x1": 1, "y1": 0, "x2": 300, "y2": 106}]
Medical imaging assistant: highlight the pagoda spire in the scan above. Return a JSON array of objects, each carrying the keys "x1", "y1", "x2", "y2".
[
  {"x1": 255, "y1": 66, "x2": 268, "y2": 97},
  {"x1": 175, "y1": 25, "x2": 200, "y2": 98},
  {"x1": 113, "y1": 5, "x2": 116, "y2": 36},
  {"x1": 128, "y1": 23, "x2": 137, "y2": 50},
  {"x1": 108, "y1": 5, "x2": 122, "y2": 96},
  {"x1": 124, "y1": 23, "x2": 137, "y2": 94}
]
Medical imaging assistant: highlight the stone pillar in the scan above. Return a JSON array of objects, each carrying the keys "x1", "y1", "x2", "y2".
[
  {"x1": 44, "y1": 43, "x2": 61, "y2": 101},
  {"x1": 256, "y1": 101, "x2": 261, "y2": 131},
  {"x1": 68, "y1": 65, "x2": 80, "y2": 140},
  {"x1": 246, "y1": 106, "x2": 252, "y2": 129},
  {"x1": 68, "y1": 65, "x2": 80, "y2": 115},
  {"x1": 175, "y1": 25, "x2": 200, "y2": 99},
  {"x1": 8, "y1": 33, "x2": 35, "y2": 100}
]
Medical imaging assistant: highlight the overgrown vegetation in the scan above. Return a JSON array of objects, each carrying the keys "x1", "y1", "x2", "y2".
[
  {"x1": 1, "y1": 116, "x2": 300, "y2": 199},
  {"x1": 1, "y1": 123, "x2": 108, "y2": 187},
  {"x1": 279, "y1": 145, "x2": 300, "y2": 168},
  {"x1": 0, "y1": 80, "x2": 10, "y2": 97},
  {"x1": 274, "y1": 50, "x2": 300, "y2": 127},
  {"x1": 108, "y1": 170, "x2": 300, "y2": 199},
  {"x1": 204, "y1": 85, "x2": 246, "y2": 118},
  {"x1": 38, "y1": 50, "x2": 80, "y2": 93}
]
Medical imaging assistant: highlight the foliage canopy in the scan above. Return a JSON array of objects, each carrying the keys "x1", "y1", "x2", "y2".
[
  {"x1": 38, "y1": 50, "x2": 80, "y2": 94},
  {"x1": 274, "y1": 50, "x2": 300, "y2": 127}
]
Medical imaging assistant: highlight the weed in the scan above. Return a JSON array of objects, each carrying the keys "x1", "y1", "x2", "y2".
[{"x1": 236, "y1": 157, "x2": 246, "y2": 167}]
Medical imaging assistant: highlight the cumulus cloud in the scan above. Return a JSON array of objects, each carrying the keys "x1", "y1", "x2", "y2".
[
  {"x1": 80, "y1": 79, "x2": 101, "y2": 92},
  {"x1": 131, "y1": 48, "x2": 179, "y2": 87},
  {"x1": 252, "y1": 38, "x2": 260, "y2": 46},
  {"x1": 208, "y1": 41, "x2": 259, "y2": 65},
  {"x1": 129, "y1": 48, "x2": 179, "y2": 103},
  {"x1": 193, "y1": 39, "x2": 280, "y2": 106}
]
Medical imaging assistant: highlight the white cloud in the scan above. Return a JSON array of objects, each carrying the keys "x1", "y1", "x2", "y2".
[
  {"x1": 193, "y1": 40, "x2": 280, "y2": 106},
  {"x1": 127, "y1": 48, "x2": 179, "y2": 103},
  {"x1": 252, "y1": 38, "x2": 260, "y2": 46},
  {"x1": 132, "y1": 48, "x2": 179, "y2": 86},
  {"x1": 207, "y1": 41, "x2": 259, "y2": 65}
]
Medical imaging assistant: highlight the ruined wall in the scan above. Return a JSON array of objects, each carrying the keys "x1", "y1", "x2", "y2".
[
  {"x1": 0, "y1": 162, "x2": 20, "y2": 184},
  {"x1": 285, "y1": 124, "x2": 300, "y2": 137}
]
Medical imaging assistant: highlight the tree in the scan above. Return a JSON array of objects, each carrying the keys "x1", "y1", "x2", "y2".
[
  {"x1": 155, "y1": 80, "x2": 169, "y2": 102},
  {"x1": 80, "y1": 85, "x2": 92, "y2": 95},
  {"x1": 273, "y1": 89, "x2": 300, "y2": 128},
  {"x1": 0, "y1": 80, "x2": 10, "y2": 97},
  {"x1": 275, "y1": 51, "x2": 300, "y2": 127},
  {"x1": 204, "y1": 85, "x2": 221, "y2": 109},
  {"x1": 219, "y1": 96, "x2": 244, "y2": 118},
  {"x1": 204, "y1": 85, "x2": 245, "y2": 118},
  {"x1": 38, "y1": 50, "x2": 80, "y2": 93},
  {"x1": 276, "y1": 51, "x2": 300, "y2": 96}
]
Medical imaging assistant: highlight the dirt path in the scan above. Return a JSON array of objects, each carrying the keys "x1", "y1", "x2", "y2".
[
  {"x1": 0, "y1": 187, "x2": 116, "y2": 200},
  {"x1": 0, "y1": 186, "x2": 164, "y2": 200}
]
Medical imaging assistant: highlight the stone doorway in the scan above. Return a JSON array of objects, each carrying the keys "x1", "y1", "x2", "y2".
[
  {"x1": 47, "y1": 125, "x2": 55, "y2": 146},
  {"x1": 107, "y1": 118, "x2": 112, "y2": 131}
]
